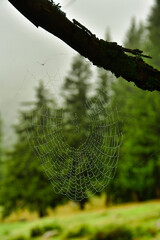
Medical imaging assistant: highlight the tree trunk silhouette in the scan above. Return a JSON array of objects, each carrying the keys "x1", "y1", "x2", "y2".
[
  {"x1": 132, "y1": 191, "x2": 139, "y2": 202},
  {"x1": 38, "y1": 207, "x2": 47, "y2": 218},
  {"x1": 79, "y1": 198, "x2": 87, "y2": 210}
]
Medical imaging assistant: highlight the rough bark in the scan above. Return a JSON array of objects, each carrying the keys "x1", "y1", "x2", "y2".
[{"x1": 8, "y1": 0, "x2": 160, "y2": 92}]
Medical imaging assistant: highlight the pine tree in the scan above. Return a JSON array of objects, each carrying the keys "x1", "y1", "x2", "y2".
[
  {"x1": 124, "y1": 17, "x2": 146, "y2": 50},
  {"x1": 108, "y1": 17, "x2": 159, "y2": 203},
  {"x1": 62, "y1": 54, "x2": 92, "y2": 209},
  {"x1": 62, "y1": 54, "x2": 92, "y2": 149},
  {"x1": 148, "y1": 0, "x2": 160, "y2": 68},
  {"x1": 112, "y1": 15, "x2": 160, "y2": 202},
  {"x1": 0, "y1": 82, "x2": 64, "y2": 218}
]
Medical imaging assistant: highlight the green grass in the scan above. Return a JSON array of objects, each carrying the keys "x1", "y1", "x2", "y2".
[{"x1": 1, "y1": 200, "x2": 160, "y2": 240}]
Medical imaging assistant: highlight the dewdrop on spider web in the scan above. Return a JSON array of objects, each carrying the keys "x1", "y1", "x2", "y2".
[{"x1": 25, "y1": 81, "x2": 123, "y2": 201}]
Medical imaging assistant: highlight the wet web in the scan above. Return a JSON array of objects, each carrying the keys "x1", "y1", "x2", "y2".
[{"x1": 24, "y1": 81, "x2": 123, "y2": 201}]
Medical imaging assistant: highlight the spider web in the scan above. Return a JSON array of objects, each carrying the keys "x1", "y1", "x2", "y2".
[{"x1": 24, "y1": 79, "x2": 123, "y2": 201}]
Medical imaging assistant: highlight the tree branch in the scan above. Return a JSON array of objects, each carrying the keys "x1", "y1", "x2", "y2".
[{"x1": 8, "y1": 0, "x2": 160, "y2": 92}]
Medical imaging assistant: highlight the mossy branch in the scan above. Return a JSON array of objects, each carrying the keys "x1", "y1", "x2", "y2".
[{"x1": 8, "y1": 0, "x2": 160, "y2": 92}]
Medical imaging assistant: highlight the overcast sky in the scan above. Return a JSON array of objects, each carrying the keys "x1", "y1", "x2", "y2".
[{"x1": 0, "y1": 0, "x2": 154, "y2": 144}]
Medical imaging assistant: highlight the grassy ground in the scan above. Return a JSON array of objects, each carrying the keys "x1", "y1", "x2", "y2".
[{"x1": 0, "y1": 199, "x2": 160, "y2": 240}]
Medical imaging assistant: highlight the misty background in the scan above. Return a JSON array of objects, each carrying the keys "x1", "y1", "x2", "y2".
[{"x1": 0, "y1": 0, "x2": 154, "y2": 145}]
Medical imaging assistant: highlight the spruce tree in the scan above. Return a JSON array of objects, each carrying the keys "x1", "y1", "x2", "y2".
[
  {"x1": 124, "y1": 17, "x2": 146, "y2": 49},
  {"x1": 110, "y1": 15, "x2": 160, "y2": 202},
  {"x1": 0, "y1": 82, "x2": 64, "y2": 218},
  {"x1": 62, "y1": 54, "x2": 92, "y2": 209},
  {"x1": 148, "y1": 0, "x2": 160, "y2": 68},
  {"x1": 62, "y1": 54, "x2": 119, "y2": 207},
  {"x1": 62, "y1": 54, "x2": 92, "y2": 149},
  {"x1": 108, "y1": 18, "x2": 158, "y2": 203}
]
